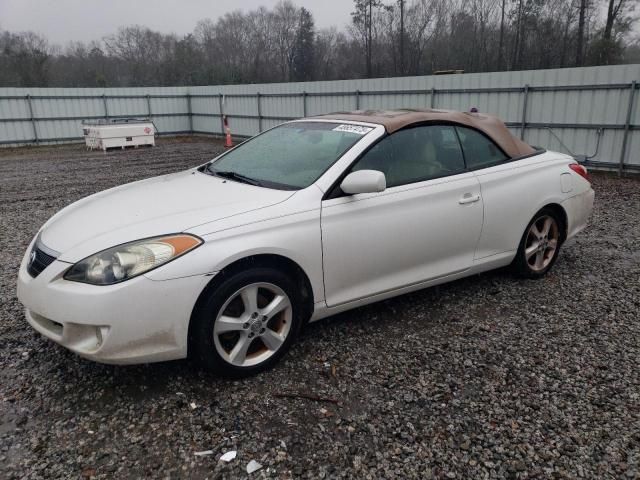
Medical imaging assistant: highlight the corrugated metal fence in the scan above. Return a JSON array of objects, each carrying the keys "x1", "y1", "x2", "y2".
[{"x1": 1, "y1": 65, "x2": 639, "y2": 172}]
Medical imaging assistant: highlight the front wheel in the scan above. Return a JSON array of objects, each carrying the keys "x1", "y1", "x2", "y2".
[
  {"x1": 512, "y1": 208, "x2": 563, "y2": 278},
  {"x1": 190, "y1": 268, "x2": 303, "y2": 377}
]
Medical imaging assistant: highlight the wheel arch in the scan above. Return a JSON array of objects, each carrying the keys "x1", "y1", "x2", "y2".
[
  {"x1": 513, "y1": 201, "x2": 569, "y2": 256},
  {"x1": 541, "y1": 202, "x2": 568, "y2": 243},
  {"x1": 187, "y1": 253, "x2": 315, "y2": 357}
]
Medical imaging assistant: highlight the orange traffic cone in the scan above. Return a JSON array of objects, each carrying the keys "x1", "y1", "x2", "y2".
[{"x1": 223, "y1": 115, "x2": 233, "y2": 148}]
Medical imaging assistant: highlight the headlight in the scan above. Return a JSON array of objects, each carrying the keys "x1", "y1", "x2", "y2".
[{"x1": 64, "y1": 234, "x2": 202, "y2": 285}]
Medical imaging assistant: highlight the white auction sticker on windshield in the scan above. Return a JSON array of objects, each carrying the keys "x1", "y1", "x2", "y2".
[{"x1": 332, "y1": 124, "x2": 373, "y2": 135}]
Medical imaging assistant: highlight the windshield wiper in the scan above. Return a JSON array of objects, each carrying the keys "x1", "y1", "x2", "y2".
[{"x1": 210, "y1": 169, "x2": 262, "y2": 186}]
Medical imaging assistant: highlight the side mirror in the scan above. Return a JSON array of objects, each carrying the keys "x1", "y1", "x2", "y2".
[{"x1": 340, "y1": 170, "x2": 386, "y2": 195}]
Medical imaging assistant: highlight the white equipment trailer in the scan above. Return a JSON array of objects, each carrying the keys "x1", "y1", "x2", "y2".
[{"x1": 82, "y1": 119, "x2": 155, "y2": 151}]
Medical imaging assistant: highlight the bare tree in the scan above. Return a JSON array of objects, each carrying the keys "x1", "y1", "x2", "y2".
[
  {"x1": 605, "y1": 0, "x2": 625, "y2": 41},
  {"x1": 1, "y1": 31, "x2": 51, "y2": 86},
  {"x1": 590, "y1": 0, "x2": 637, "y2": 64},
  {"x1": 272, "y1": 1, "x2": 300, "y2": 81},
  {"x1": 576, "y1": 0, "x2": 587, "y2": 65},
  {"x1": 0, "y1": 0, "x2": 638, "y2": 87},
  {"x1": 399, "y1": 0, "x2": 405, "y2": 74},
  {"x1": 498, "y1": 0, "x2": 507, "y2": 70},
  {"x1": 351, "y1": 0, "x2": 386, "y2": 77},
  {"x1": 405, "y1": 0, "x2": 437, "y2": 74}
]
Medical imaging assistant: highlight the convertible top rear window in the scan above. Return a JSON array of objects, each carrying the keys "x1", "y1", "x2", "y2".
[{"x1": 207, "y1": 122, "x2": 370, "y2": 190}]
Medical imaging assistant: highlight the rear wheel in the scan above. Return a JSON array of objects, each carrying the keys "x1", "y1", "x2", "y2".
[
  {"x1": 190, "y1": 268, "x2": 303, "y2": 377},
  {"x1": 513, "y1": 208, "x2": 563, "y2": 278}
]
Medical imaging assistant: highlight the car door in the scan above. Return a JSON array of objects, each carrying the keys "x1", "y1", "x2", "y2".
[
  {"x1": 454, "y1": 126, "x2": 552, "y2": 260},
  {"x1": 320, "y1": 124, "x2": 484, "y2": 307}
]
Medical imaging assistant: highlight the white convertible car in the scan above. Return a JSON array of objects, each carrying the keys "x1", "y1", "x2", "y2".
[{"x1": 17, "y1": 109, "x2": 594, "y2": 376}]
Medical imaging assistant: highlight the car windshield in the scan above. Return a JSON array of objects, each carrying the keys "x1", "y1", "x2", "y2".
[{"x1": 206, "y1": 121, "x2": 372, "y2": 190}]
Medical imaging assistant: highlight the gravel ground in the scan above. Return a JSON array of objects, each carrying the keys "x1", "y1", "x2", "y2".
[{"x1": 1, "y1": 139, "x2": 639, "y2": 479}]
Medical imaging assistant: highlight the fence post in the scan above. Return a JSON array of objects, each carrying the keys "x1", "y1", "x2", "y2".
[
  {"x1": 146, "y1": 94, "x2": 152, "y2": 118},
  {"x1": 256, "y1": 92, "x2": 262, "y2": 133},
  {"x1": 520, "y1": 84, "x2": 530, "y2": 140},
  {"x1": 102, "y1": 94, "x2": 109, "y2": 120},
  {"x1": 302, "y1": 91, "x2": 308, "y2": 117},
  {"x1": 355, "y1": 90, "x2": 361, "y2": 110},
  {"x1": 26, "y1": 94, "x2": 38, "y2": 144},
  {"x1": 186, "y1": 93, "x2": 193, "y2": 133},
  {"x1": 218, "y1": 94, "x2": 225, "y2": 135},
  {"x1": 430, "y1": 87, "x2": 436, "y2": 108},
  {"x1": 619, "y1": 80, "x2": 637, "y2": 176}
]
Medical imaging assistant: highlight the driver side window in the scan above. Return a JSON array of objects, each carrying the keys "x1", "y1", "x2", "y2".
[
  {"x1": 351, "y1": 125, "x2": 466, "y2": 188},
  {"x1": 351, "y1": 134, "x2": 396, "y2": 180}
]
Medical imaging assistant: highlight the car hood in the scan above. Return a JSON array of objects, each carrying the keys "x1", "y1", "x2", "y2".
[{"x1": 40, "y1": 169, "x2": 294, "y2": 262}]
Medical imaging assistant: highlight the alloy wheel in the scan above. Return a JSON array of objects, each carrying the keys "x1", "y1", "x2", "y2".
[
  {"x1": 524, "y1": 215, "x2": 559, "y2": 272},
  {"x1": 213, "y1": 282, "x2": 292, "y2": 367}
]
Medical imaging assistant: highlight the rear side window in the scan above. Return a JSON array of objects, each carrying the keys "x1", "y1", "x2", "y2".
[
  {"x1": 456, "y1": 127, "x2": 508, "y2": 169},
  {"x1": 351, "y1": 125, "x2": 465, "y2": 188}
]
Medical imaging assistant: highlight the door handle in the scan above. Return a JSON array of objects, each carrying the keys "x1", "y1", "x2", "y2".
[{"x1": 459, "y1": 193, "x2": 481, "y2": 205}]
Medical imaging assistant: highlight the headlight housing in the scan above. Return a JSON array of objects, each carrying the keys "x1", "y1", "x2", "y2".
[{"x1": 64, "y1": 234, "x2": 202, "y2": 285}]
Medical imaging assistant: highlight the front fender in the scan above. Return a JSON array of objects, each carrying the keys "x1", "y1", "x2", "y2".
[{"x1": 144, "y1": 208, "x2": 325, "y2": 303}]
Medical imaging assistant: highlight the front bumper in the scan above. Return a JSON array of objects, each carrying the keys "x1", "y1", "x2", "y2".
[{"x1": 17, "y1": 249, "x2": 212, "y2": 365}]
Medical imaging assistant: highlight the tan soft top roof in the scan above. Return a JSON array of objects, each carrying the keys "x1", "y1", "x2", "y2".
[{"x1": 310, "y1": 109, "x2": 535, "y2": 158}]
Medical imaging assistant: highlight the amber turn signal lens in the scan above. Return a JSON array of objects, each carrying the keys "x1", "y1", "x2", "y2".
[{"x1": 158, "y1": 235, "x2": 202, "y2": 255}]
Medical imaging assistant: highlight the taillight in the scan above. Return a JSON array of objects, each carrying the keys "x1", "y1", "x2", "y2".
[{"x1": 569, "y1": 163, "x2": 589, "y2": 181}]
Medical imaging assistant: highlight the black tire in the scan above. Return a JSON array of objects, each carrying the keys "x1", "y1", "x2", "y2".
[
  {"x1": 190, "y1": 267, "x2": 303, "y2": 378},
  {"x1": 512, "y1": 207, "x2": 563, "y2": 279}
]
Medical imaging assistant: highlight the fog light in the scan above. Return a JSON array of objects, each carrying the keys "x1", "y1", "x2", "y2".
[{"x1": 95, "y1": 326, "x2": 109, "y2": 348}]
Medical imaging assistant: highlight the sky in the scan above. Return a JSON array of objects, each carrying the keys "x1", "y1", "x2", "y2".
[{"x1": 0, "y1": 0, "x2": 355, "y2": 45}]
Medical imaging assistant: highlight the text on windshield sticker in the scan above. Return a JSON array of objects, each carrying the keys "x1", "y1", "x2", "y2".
[{"x1": 332, "y1": 124, "x2": 373, "y2": 135}]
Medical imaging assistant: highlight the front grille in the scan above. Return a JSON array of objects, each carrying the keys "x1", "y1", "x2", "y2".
[{"x1": 27, "y1": 245, "x2": 57, "y2": 278}]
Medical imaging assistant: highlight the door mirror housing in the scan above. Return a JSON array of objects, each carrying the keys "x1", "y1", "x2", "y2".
[{"x1": 340, "y1": 170, "x2": 386, "y2": 195}]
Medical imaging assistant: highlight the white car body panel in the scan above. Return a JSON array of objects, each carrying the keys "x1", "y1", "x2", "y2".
[
  {"x1": 42, "y1": 170, "x2": 294, "y2": 262},
  {"x1": 151, "y1": 186, "x2": 326, "y2": 301},
  {"x1": 321, "y1": 171, "x2": 482, "y2": 306},
  {"x1": 473, "y1": 153, "x2": 576, "y2": 260},
  {"x1": 16, "y1": 118, "x2": 595, "y2": 365}
]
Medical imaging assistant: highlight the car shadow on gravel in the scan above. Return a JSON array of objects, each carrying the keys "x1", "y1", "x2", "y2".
[{"x1": 41, "y1": 267, "x2": 509, "y2": 378}]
